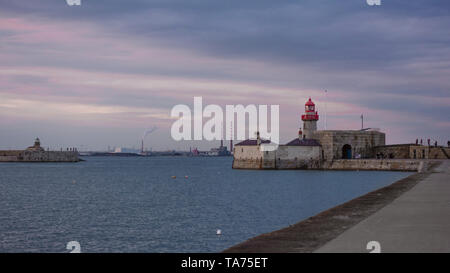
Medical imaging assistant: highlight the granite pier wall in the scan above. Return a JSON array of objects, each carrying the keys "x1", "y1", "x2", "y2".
[
  {"x1": 233, "y1": 158, "x2": 430, "y2": 172},
  {"x1": 0, "y1": 150, "x2": 80, "y2": 162}
]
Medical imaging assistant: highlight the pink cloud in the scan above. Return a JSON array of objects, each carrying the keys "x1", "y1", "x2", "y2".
[{"x1": 1, "y1": 16, "x2": 448, "y2": 149}]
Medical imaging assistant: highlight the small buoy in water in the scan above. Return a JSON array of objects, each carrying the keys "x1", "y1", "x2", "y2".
[
  {"x1": 216, "y1": 229, "x2": 222, "y2": 236},
  {"x1": 72, "y1": 180, "x2": 76, "y2": 184},
  {"x1": 171, "y1": 176, "x2": 176, "y2": 179}
]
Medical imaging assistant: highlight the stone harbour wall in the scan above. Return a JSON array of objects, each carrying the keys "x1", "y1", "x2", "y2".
[
  {"x1": 232, "y1": 145, "x2": 322, "y2": 169},
  {"x1": 373, "y1": 145, "x2": 411, "y2": 159},
  {"x1": 232, "y1": 158, "x2": 323, "y2": 170},
  {"x1": 324, "y1": 159, "x2": 425, "y2": 172},
  {"x1": 0, "y1": 150, "x2": 80, "y2": 162},
  {"x1": 232, "y1": 159, "x2": 261, "y2": 169},
  {"x1": 233, "y1": 157, "x2": 431, "y2": 172},
  {"x1": 373, "y1": 145, "x2": 450, "y2": 160},
  {"x1": 427, "y1": 147, "x2": 450, "y2": 159}
]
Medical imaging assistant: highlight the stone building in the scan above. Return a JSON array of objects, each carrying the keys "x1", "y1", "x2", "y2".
[
  {"x1": 232, "y1": 134, "x2": 322, "y2": 169},
  {"x1": 313, "y1": 129, "x2": 385, "y2": 161},
  {"x1": 233, "y1": 98, "x2": 386, "y2": 169}
]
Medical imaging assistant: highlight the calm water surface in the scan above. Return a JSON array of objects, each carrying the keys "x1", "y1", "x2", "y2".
[{"x1": 0, "y1": 157, "x2": 410, "y2": 252}]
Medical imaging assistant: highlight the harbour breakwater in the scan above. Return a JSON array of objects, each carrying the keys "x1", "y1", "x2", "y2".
[
  {"x1": 233, "y1": 158, "x2": 430, "y2": 172},
  {"x1": 0, "y1": 150, "x2": 80, "y2": 162},
  {"x1": 0, "y1": 138, "x2": 80, "y2": 163}
]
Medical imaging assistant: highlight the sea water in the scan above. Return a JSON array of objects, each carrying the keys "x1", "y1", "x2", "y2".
[{"x1": 0, "y1": 156, "x2": 410, "y2": 252}]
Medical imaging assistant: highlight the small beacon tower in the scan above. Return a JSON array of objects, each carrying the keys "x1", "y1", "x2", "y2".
[{"x1": 301, "y1": 98, "x2": 319, "y2": 139}]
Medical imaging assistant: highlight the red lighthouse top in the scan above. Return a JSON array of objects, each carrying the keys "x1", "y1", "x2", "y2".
[
  {"x1": 301, "y1": 98, "x2": 319, "y2": 121},
  {"x1": 305, "y1": 98, "x2": 315, "y2": 107}
]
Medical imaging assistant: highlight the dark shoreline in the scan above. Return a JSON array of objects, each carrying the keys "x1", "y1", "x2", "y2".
[{"x1": 223, "y1": 162, "x2": 441, "y2": 253}]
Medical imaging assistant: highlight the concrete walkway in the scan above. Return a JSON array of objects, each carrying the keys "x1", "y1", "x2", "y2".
[{"x1": 316, "y1": 161, "x2": 450, "y2": 253}]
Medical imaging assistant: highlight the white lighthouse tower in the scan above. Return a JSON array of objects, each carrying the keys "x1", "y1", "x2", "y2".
[{"x1": 301, "y1": 98, "x2": 319, "y2": 139}]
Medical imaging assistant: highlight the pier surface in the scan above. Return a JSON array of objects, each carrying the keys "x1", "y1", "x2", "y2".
[
  {"x1": 224, "y1": 160, "x2": 450, "y2": 253},
  {"x1": 316, "y1": 160, "x2": 450, "y2": 252}
]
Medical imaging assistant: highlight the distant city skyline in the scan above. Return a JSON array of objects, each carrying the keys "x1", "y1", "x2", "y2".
[{"x1": 1, "y1": 0, "x2": 449, "y2": 150}]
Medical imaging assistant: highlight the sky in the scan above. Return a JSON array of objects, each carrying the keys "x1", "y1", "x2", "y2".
[{"x1": 0, "y1": 0, "x2": 449, "y2": 151}]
